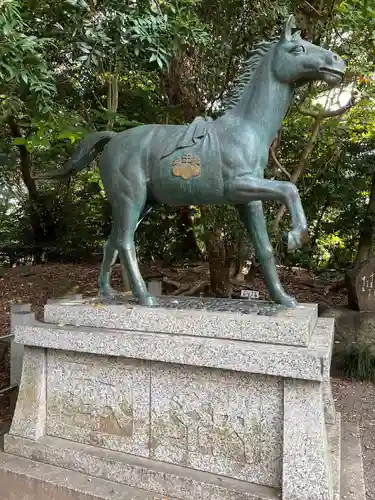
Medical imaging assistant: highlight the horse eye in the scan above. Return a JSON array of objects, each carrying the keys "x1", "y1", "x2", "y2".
[{"x1": 292, "y1": 45, "x2": 306, "y2": 54}]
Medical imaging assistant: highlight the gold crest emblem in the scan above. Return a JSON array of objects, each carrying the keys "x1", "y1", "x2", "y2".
[{"x1": 172, "y1": 153, "x2": 201, "y2": 181}]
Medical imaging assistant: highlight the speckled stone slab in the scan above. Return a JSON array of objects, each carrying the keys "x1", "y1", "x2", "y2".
[
  {"x1": 46, "y1": 351, "x2": 150, "y2": 457},
  {"x1": 12, "y1": 319, "x2": 328, "y2": 381},
  {"x1": 149, "y1": 363, "x2": 283, "y2": 488},
  {"x1": 3, "y1": 418, "x2": 366, "y2": 500},
  {"x1": 2, "y1": 437, "x2": 280, "y2": 500},
  {"x1": 43, "y1": 296, "x2": 318, "y2": 347},
  {"x1": 0, "y1": 451, "x2": 184, "y2": 500}
]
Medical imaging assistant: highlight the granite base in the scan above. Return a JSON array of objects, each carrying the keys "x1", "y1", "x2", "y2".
[
  {"x1": 0, "y1": 297, "x2": 366, "y2": 499},
  {"x1": 0, "y1": 418, "x2": 365, "y2": 500}
]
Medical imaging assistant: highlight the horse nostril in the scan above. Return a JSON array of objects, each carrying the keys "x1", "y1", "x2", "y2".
[{"x1": 333, "y1": 54, "x2": 338, "y2": 61}]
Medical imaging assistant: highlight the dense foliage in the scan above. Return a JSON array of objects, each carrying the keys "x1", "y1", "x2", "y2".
[{"x1": 0, "y1": 0, "x2": 375, "y2": 296}]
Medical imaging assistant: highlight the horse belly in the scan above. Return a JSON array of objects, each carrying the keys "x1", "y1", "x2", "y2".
[{"x1": 149, "y1": 142, "x2": 225, "y2": 205}]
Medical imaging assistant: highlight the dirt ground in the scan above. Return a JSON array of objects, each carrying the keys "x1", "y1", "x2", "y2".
[{"x1": 0, "y1": 263, "x2": 373, "y2": 497}]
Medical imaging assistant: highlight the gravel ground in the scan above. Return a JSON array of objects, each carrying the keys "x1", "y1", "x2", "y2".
[{"x1": 332, "y1": 378, "x2": 375, "y2": 499}]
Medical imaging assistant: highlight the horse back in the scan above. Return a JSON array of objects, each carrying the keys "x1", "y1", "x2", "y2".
[{"x1": 148, "y1": 123, "x2": 225, "y2": 205}]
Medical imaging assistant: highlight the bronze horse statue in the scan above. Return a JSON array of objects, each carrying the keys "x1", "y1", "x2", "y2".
[{"x1": 37, "y1": 16, "x2": 345, "y2": 307}]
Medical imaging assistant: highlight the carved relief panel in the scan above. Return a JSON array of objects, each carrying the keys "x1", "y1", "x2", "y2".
[
  {"x1": 150, "y1": 363, "x2": 283, "y2": 488},
  {"x1": 46, "y1": 350, "x2": 150, "y2": 457}
]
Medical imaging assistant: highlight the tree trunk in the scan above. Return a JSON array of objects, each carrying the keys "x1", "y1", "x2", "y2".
[
  {"x1": 354, "y1": 170, "x2": 375, "y2": 265},
  {"x1": 7, "y1": 115, "x2": 45, "y2": 246},
  {"x1": 176, "y1": 206, "x2": 202, "y2": 258},
  {"x1": 310, "y1": 198, "x2": 330, "y2": 249},
  {"x1": 244, "y1": 261, "x2": 260, "y2": 284},
  {"x1": 230, "y1": 232, "x2": 249, "y2": 279},
  {"x1": 107, "y1": 64, "x2": 119, "y2": 129},
  {"x1": 8, "y1": 116, "x2": 38, "y2": 199},
  {"x1": 205, "y1": 227, "x2": 232, "y2": 297},
  {"x1": 162, "y1": 55, "x2": 202, "y2": 122}
]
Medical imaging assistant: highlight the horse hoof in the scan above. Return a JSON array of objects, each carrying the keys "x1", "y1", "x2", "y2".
[
  {"x1": 287, "y1": 229, "x2": 309, "y2": 252},
  {"x1": 279, "y1": 295, "x2": 298, "y2": 308},
  {"x1": 270, "y1": 290, "x2": 298, "y2": 308},
  {"x1": 138, "y1": 295, "x2": 157, "y2": 307},
  {"x1": 99, "y1": 287, "x2": 118, "y2": 298}
]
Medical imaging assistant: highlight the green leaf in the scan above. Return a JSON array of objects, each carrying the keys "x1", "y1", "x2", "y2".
[
  {"x1": 156, "y1": 56, "x2": 163, "y2": 69},
  {"x1": 13, "y1": 137, "x2": 27, "y2": 146}
]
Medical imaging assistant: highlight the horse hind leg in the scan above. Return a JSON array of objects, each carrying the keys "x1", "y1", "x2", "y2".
[
  {"x1": 98, "y1": 237, "x2": 119, "y2": 297},
  {"x1": 113, "y1": 199, "x2": 156, "y2": 306},
  {"x1": 98, "y1": 205, "x2": 154, "y2": 298}
]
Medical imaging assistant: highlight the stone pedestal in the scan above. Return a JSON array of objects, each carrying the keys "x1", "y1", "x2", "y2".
[{"x1": 0, "y1": 297, "x2": 365, "y2": 499}]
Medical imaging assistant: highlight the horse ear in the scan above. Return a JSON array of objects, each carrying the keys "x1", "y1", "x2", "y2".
[{"x1": 282, "y1": 14, "x2": 297, "y2": 41}]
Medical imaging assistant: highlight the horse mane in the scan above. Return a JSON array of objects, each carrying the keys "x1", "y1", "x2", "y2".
[{"x1": 221, "y1": 39, "x2": 278, "y2": 111}]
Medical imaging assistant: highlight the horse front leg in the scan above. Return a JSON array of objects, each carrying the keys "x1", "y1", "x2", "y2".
[
  {"x1": 237, "y1": 201, "x2": 297, "y2": 307},
  {"x1": 227, "y1": 176, "x2": 308, "y2": 251}
]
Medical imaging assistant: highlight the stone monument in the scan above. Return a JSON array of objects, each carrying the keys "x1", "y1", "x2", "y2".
[
  {"x1": 347, "y1": 258, "x2": 375, "y2": 311},
  {"x1": 322, "y1": 259, "x2": 375, "y2": 370},
  {"x1": 0, "y1": 295, "x2": 366, "y2": 499}
]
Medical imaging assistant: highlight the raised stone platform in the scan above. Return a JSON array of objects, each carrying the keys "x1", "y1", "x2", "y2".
[
  {"x1": 44, "y1": 296, "x2": 318, "y2": 346},
  {"x1": 0, "y1": 296, "x2": 366, "y2": 499}
]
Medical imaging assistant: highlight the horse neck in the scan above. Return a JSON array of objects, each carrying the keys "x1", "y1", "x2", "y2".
[{"x1": 223, "y1": 52, "x2": 294, "y2": 145}]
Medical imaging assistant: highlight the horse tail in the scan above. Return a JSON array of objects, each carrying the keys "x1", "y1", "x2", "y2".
[{"x1": 33, "y1": 131, "x2": 117, "y2": 180}]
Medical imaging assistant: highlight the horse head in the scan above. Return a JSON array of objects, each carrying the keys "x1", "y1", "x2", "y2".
[{"x1": 272, "y1": 15, "x2": 346, "y2": 88}]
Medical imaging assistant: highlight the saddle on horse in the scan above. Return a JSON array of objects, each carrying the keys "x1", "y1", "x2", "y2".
[{"x1": 160, "y1": 116, "x2": 214, "y2": 159}]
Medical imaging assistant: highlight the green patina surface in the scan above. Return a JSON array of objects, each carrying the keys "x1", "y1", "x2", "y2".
[{"x1": 36, "y1": 15, "x2": 346, "y2": 308}]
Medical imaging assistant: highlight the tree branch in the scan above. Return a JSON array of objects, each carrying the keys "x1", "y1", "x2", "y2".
[
  {"x1": 303, "y1": 145, "x2": 342, "y2": 196},
  {"x1": 303, "y1": 0, "x2": 323, "y2": 17},
  {"x1": 272, "y1": 92, "x2": 355, "y2": 232},
  {"x1": 297, "y1": 93, "x2": 357, "y2": 118},
  {"x1": 270, "y1": 148, "x2": 291, "y2": 179},
  {"x1": 272, "y1": 113, "x2": 324, "y2": 231}
]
